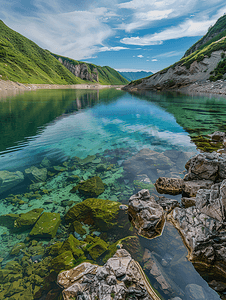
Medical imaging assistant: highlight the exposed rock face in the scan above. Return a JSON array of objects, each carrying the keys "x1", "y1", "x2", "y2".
[
  {"x1": 128, "y1": 189, "x2": 165, "y2": 238},
  {"x1": 58, "y1": 58, "x2": 98, "y2": 82},
  {"x1": 182, "y1": 180, "x2": 213, "y2": 197},
  {"x1": 57, "y1": 249, "x2": 159, "y2": 300},
  {"x1": 124, "y1": 51, "x2": 222, "y2": 92},
  {"x1": 24, "y1": 166, "x2": 47, "y2": 183},
  {"x1": 0, "y1": 170, "x2": 24, "y2": 194},
  {"x1": 210, "y1": 131, "x2": 226, "y2": 142},
  {"x1": 155, "y1": 177, "x2": 183, "y2": 195},
  {"x1": 184, "y1": 152, "x2": 226, "y2": 181}
]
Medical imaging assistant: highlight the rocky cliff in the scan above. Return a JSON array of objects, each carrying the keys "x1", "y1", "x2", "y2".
[{"x1": 58, "y1": 57, "x2": 98, "y2": 82}]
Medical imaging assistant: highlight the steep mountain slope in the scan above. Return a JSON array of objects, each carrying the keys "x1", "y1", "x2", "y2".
[
  {"x1": 124, "y1": 14, "x2": 226, "y2": 91},
  {"x1": 118, "y1": 71, "x2": 153, "y2": 82},
  {"x1": 0, "y1": 20, "x2": 128, "y2": 85},
  {"x1": 52, "y1": 53, "x2": 129, "y2": 85}
]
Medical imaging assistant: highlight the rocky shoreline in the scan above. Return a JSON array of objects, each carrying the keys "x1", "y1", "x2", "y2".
[{"x1": 0, "y1": 79, "x2": 124, "y2": 99}]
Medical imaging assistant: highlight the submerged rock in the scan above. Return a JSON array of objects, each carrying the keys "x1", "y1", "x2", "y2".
[
  {"x1": 57, "y1": 249, "x2": 159, "y2": 300},
  {"x1": 123, "y1": 148, "x2": 174, "y2": 181},
  {"x1": 29, "y1": 212, "x2": 61, "y2": 239},
  {"x1": 128, "y1": 189, "x2": 165, "y2": 238},
  {"x1": 0, "y1": 170, "x2": 24, "y2": 194},
  {"x1": 14, "y1": 208, "x2": 44, "y2": 230},
  {"x1": 70, "y1": 176, "x2": 105, "y2": 197},
  {"x1": 65, "y1": 198, "x2": 121, "y2": 231},
  {"x1": 25, "y1": 166, "x2": 47, "y2": 183}
]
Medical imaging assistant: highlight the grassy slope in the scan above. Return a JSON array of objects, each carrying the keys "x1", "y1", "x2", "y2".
[
  {"x1": 0, "y1": 20, "x2": 128, "y2": 85},
  {"x1": 51, "y1": 53, "x2": 129, "y2": 85},
  {"x1": 0, "y1": 21, "x2": 89, "y2": 84}
]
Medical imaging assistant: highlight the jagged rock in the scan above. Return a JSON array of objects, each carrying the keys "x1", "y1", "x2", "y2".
[
  {"x1": 182, "y1": 180, "x2": 213, "y2": 197},
  {"x1": 0, "y1": 170, "x2": 24, "y2": 194},
  {"x1": 171, "y1": 206, "x2": 226, "y2": 268},
  {"x1": 0, "y1": 213, "x2": 19, "y2": 229},
  {"x1": 195, "y1": 184, "x2": 224, "y2": 222},
  {"x1": 29, "y1": 212, "x2": 61, "y2": 238},
  {"x1": 57, "y1": 249, "x2": 158, "y2": 300},
  {"x1": 156, "y1": 196, "x2": 179, "y2": 213},
  {"x1": 210, "y1": 131, "x2": 225, "y2": 142},
  {"x1": 181, "y1": 197, "x2": 196, "y2": 208},
  {"x1": 155, "y1": 177, "x2": 183, "y2": 195},
  {"x1": 24, "y1": 166, "x2": 47, "y2": 183},
  {"x1": 128, "y1": 189, "x2": 165, "y2": 238},
  {"x1": 184, "y1": 152, "x2": 225, "y2": 181},
  {"x1": 123, "y1": 148, "x2": 174, "y2": 181}
]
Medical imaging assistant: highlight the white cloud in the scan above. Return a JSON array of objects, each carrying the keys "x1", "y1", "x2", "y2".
[
  {"x1": 121, "y1": 17, "x2": 217, "y2": 45},
  {"x1": 0, "y1": 1, "x2": 117, "y2": 60},
  {"x1": 152, "y1": 59, "x2": 158, "y2": 61},
  {"x1": 154, "y1": 51, "x2": 184, "y2": 58},
  {"x1": 146, "y1": 59, "x2": 149, "y2": 61},
  {"x1": 99, "y1": 46, "x2": 129, "y2": 52},
  {"x1": 137, "y1": 54, "x2": 144, "y2": 58}
]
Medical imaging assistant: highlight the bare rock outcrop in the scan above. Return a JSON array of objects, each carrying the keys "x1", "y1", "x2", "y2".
[
  {"x1": 57, "y1": 249, "x2": 160, "y2": 300},
  {"x1": 155, "y1": 177, "x2": 183, "y2": 195},
  {"x1": 58, "y1": 58, "x2": 98, "y2": 82},
  {"x1": 128, "y1": 189, "x2": 165, "y2": 238}
]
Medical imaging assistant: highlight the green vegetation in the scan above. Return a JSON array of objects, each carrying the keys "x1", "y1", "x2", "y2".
[
  {"x1": 0, "y1": 20, "x2": 129, "y2": 85},
  {"x1": 184, "y1": 14, "x2": 226, "y2": 57}
]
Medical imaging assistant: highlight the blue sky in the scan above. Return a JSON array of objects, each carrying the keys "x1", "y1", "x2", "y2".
[{"x1": 1, "y1": 0, "x2": 226, "y2": 73}]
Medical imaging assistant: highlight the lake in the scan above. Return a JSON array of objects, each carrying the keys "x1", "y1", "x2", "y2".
[{"x1": 0, "y1": 88, "x2": 225, "y2": 299}]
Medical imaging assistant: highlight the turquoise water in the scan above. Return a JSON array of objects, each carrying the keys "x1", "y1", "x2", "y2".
[{"x1": 0, "y1": 88, "x2": 225, "y2": 299}]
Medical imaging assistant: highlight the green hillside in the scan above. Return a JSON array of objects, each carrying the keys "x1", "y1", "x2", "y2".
[
  {"x1": 0, "y1": 20, "x2": 128, "y2": 85},
  {"x1": 51, "y1": 53, "x2": 129, "y2": 85}
]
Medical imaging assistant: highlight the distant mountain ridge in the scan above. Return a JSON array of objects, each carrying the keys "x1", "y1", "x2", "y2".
[
  {"x1": 118, "y1": 71, "x2": 153, "y2": 82},
  {"x1": 124, "y1": 14, "x2": 226, "y2": 91},
  {"x1": 0, "y1": 20, "x2": 128, "y2": 85}
]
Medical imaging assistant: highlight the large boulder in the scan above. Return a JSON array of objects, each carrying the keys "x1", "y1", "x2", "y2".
[
  {"x1": 155, "y1": 177, "x2": 183, "y2": 195},
  {"x1": 184, "y1": 152, "x2": 226, "y2": 181},
  {"x1": 57, "y1": 249, "x2": 158, "y2": 300},
  {"x1": 0, "y1": 170, "x2": 24, "y2": 194},
  {"x1": 182, "y1": 180, "x2": 213, "y2": 197},
  {"x1": 128, "y1": 189, "x2": 165, "y2": 238},
  {"x1": 24, "y1": 166, "x2": 47, "y2": 183}
]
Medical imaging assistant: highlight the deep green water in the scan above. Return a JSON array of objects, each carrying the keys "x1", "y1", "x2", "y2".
[{"x1": 0, "y1": 88, "x2": 225, "y2": 299}]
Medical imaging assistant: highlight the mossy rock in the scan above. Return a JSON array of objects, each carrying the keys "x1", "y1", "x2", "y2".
[
  {"x1": 71, "y1": 220, "x2": 87, "y2": 235},
  {"x1": 10, "y1": 242, "x2": 26, "y2": 256},
  {"x1": 4, "y1": 278, "x2": 26, "y2": 297},
  {"x1": 14, "y1": 208, "x2": 44, "y2": 230},
  {"x1": 120, "y1": 236, "x2": 144, "y2": 263},
  {"x1": 50, "y1": 251, "x2": 76, "y2": 273},
  {"x1": 48, "y1": 242, "x2": 63, "y2": 256},
  {"x1": 0, "y1": 213, "x2": 19, "y2": 229},
  {"x1": 29, "y1": 212, "x2": 61, "y2": 239},
  {"x1": 58, "y1": 234, "x2": 85, "y2": 260},
  {"x1": 65, "y1": 198, "x2": 120, "y2": 231},
  {"x1": 71, "y1": 176, "x2": 105, "y2": 197},
  {"x1": 87, "y1": 237, "x2": 108, "y2": 260},
  {"x1": 4, "y1": 261, "x2": 23, "y2": 273},
  {"x1": 80, "y1": 155, "x2": 96, "y2": 165}
]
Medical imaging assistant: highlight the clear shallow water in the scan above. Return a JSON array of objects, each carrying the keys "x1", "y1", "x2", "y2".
[{"x1": 0, "y1": 88, "x2": 225, "y2": 299}]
